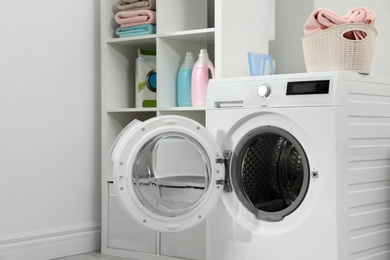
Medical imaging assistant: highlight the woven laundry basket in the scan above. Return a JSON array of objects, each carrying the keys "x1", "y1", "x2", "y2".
[{"x1": 302, "y1": 23, "x2": 377, "y2": 74}]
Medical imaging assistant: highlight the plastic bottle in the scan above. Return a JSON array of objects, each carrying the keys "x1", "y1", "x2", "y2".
[
  {"x1": 191, "y1": 49, "x2": 215, "y2": 107},
  {"x1": 177, "y1": 52, "x2": 195, "y2": 107}
]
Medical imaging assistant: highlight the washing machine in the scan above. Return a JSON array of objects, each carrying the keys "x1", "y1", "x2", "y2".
[{"x1": 109, "y1": 71, "x2": 390, "y2": 260}]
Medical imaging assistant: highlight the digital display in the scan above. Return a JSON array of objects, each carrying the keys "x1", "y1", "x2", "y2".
[{"x1": 286, "y1": 80, "x2": 329, "y2": 95}]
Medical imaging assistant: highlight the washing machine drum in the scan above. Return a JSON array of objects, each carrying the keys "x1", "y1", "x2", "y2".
[{"x1": 231, "y1": 126, "x2": 310, "y2": 222}]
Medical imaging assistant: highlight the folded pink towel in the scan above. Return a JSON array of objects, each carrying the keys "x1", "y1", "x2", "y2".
[
  {"x1": 116, "y1": 0, "x2": 156, "y2": 11},
  {"x1": 304, "y1": 7, "x2": 375, "y2": 39},
  {"x1": 115, "y1": 10, "x2": 156, "y2": 28}
]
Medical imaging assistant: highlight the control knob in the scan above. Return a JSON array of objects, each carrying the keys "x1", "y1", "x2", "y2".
[{"x1": 257, "y1": 84, "x2": 271, "y2": 98}]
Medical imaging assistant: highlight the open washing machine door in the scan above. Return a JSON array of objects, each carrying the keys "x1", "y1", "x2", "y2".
[{"x1": 110, "y1": 115, "x2": 225, "y2": 233}]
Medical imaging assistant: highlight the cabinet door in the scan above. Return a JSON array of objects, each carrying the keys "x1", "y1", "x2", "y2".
[{"x1": 108, "y1": 183, "x2": 158, "y2": 253}]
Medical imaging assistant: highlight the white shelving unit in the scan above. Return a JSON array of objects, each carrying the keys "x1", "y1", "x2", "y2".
[{"x1": 100, "y1": 0, "x2": 272, "y2": 259}]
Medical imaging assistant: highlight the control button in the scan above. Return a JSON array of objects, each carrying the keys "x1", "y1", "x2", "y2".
[{"x1": 257, "y1": 84, "x2": 271, "y2": 98}]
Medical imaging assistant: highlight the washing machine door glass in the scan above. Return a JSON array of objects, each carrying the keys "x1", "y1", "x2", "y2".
[
  {"x1": 113, "y1": 116, "x2": 224, "y2": 233},
  {"x1": 231, "y1": 126, "x2": 310, "y2": 222}
]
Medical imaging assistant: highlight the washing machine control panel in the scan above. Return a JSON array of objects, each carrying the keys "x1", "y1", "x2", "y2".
[
  {"x1": 207, "y1": 73, "x2": 336, "y2": 108},
  {"x1": 250, "y1": 77, "x2": 334, "y2": 107}
]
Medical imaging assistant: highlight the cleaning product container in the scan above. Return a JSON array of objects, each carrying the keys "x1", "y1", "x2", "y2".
[
  {"x1": 136, "y1": 49, "x2": 157, "y2": 108},
  {"x1": 302, "y1": 23, "x2": 377, "y2": 74},
  {"x1": 177, "y1": 52, "x2": 195, "y2": 107},
  {"x1": 191, "y1": 49, "x2": 215, "y2": 107},
  {"x1": 247, "y1": 52, "x2": 275, "y2": 76}
]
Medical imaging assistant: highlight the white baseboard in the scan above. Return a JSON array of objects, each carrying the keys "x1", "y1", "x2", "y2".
[{"x1": 0, "y1": 223, "x2": 101, "y2": 260}]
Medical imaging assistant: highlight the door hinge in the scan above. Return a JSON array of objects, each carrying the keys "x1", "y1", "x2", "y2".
[
  {"x1": 216, "y1": 150, "x2": 232, "y2": 192},
  {"x1": 215, "y1": 158, "x2": 224, "y2": 164}
]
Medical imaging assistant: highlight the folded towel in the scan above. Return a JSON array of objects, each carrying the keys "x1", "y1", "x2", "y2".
[
  {"x1": 117, "y1": 0, "x2": 156, "y2": 11},
  {"x1": 304, "y1": 7, "x2": 375, "y2": 39},
  {"x1": 115, "y1": 10, "x2": 156, "y2": 28},
  {"x1": 116, "y1": 24, "x2": 156, "y2": 38}
]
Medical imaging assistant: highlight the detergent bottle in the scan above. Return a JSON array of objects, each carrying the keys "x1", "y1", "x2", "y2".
[
  {"x1": 191, "y1": 49, "x2": 215, "y2": 107},
  {"x1": 177, "y1": 52, "x2": 195, "y2": 107}
]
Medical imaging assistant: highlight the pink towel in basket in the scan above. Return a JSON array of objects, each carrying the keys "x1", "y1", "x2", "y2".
[
  {"x1": 115, "y1": 10, "x2": 156, "y2": 28},
  {"x1": 304, "y1": 7, "x2": 375, "y2": 39}
]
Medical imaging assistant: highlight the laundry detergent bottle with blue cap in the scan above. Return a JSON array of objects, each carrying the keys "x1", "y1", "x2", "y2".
[
  {"x1": 177, "y1": 52, "x2": 195, "y2": 107},
  {"x1": 191, "y1": 49, "x2": 215, "y2": 107}
]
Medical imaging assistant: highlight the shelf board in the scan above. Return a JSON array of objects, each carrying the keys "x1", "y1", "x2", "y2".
[
  {"x1": 107, "y1": 108, "x2": 156, "y2": 113},
  {"x1": 105, "y1": 28, "x2": 215, "y2": 49},
  {"x1": 158, "y1": 28, "x2": 215, "y2": 44},
  {"x1": 106, "y1": 107, "x2": 206, "y2": 113},
  {"x1": 158, "y1": 107, "x2": 207, "y2": 112},
  {"x1": 106, "y1": 35, "x2": 157, "y2": 48}
]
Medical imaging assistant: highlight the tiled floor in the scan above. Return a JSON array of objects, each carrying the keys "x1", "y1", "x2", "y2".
[{"x1": 53, "y1": 251, "x2": 132, "y2": 260}]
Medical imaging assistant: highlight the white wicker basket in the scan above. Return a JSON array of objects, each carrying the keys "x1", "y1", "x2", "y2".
[{"x1": 302, "y1": 23, "x2": 377, "y2": 74}]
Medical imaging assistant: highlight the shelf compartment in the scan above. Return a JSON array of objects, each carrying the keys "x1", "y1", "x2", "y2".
[
  {"x1": 103, "y1": 44, "x2": 137, "y2": 109},
  {"x1": 156, "y1": 0, "x2": 209, "y2": 34},
  {"x1": 157, "y1": 37, "x2": 214, "y2": 108},
  {"x1": 103, "y1": 43, "x2": 157, "y2": 109}
]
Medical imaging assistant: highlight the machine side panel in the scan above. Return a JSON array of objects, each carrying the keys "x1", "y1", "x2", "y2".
[{"x1": 338, "y1": 79, "x2": 390, "y2": 259}]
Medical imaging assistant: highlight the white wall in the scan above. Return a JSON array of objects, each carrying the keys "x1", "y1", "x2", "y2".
[
  {"x1": 269, "y1": 0, "x2": 313, "y2": 73},
  {"x1": 270, "y1": 0, "x2": 390, "y2": 76},
  {"x1": 0, "y1": 1, "x2": 101, "y2": 259}
]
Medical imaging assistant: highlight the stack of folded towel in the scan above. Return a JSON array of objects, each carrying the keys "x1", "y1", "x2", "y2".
[
  {"x1": 114, "y1": 0, "x2": 156, "y2": 38},
  {"x1": 304, "y1": 7, "x2": 375, "y2": 40}
]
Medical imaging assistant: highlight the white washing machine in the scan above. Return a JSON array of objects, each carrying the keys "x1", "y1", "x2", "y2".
[{"x1": 109, "y1": 71, "x2": 390, "y2": 260}]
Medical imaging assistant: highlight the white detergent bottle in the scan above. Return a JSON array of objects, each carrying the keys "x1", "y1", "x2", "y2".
[
  {"x1": 191, "y1": 49, "x2": 215, "y2": 107},
  {"x1": 177, "y1": 52, "x2": 195, "y2": 107}
]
